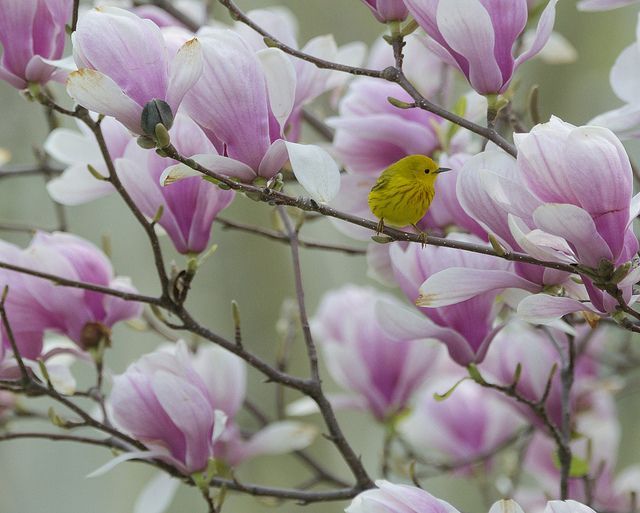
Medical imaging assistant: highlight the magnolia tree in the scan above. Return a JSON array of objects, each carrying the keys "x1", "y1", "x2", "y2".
[{"x1": 1, "y1": 0, "x2": 640, "y2": 512}]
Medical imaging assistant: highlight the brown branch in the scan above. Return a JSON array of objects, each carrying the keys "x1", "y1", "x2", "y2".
[{"x1": 215, "y1": 217, "x2": 365, "y2": 255}]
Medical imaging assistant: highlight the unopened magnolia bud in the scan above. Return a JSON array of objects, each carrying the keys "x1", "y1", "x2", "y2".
[
  {"x1": 387, "y1": 96, "x2": 414, "y2": 109},
  {"x1": 137, "y1": 135, "x2": 157, "y2": 149},
  {"x1": 154, "y1": 123, "x2": 171, "y2": 149},
  {"x1": 141, "y1": 99, "x2": 174, "y2": 137},
  {"x1": 80, "y1": 322, "x2": 111, "y2": 351}
]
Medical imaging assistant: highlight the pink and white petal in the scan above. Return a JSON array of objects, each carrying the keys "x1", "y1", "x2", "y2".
[
  {"x1": 375, "y1": 299, "x2": 477, "y2": 366},
  {"x1": 47, "y1": 163, "x2": 115, "y2": 205},
  {"x1": 589, "y1": 103, "x2": 640, "y2": 139},
  {"x1": 610, "y1": 43, "x2": 640, "y2": 104},
  {"x1": 326, "y1": 41, "x2": 367, "y2": 93},
  {"x1": 630, "y1": 192, "x2": 640, "y2": 222},
  {"x1": 258, "y1": 139, "x2": 288, "y2": 178},
  {"x1": 103, "y1": 276, "x2": 144, "y2": 325},
  {"x1": 376, "y1": 481, "x2": 461, "y2": 513},
  {"x1": 295, "y1": 35, "x2": 338, "y2": 104},
  {"x1": 525, "y1": 30, "x2": 577, "y2": 65},
  {"x1": 44, "y1": 128, "x2": 101, "y2": 166},
  {"x1": 417, "y1": 267, "x2": 539, "y2": 308},
  {"x1": 532, "y1": 203, "x2": 613, "y2": 267},
  {"x1": 517, "y1": 294, "x2": 600, "y2": 325},
  {"x1": 437, "y1": 0, "x2": 503, "y2": 94},
  {"x1": 256, "y1": 48, "x2": 296, "y2": 135},
  {"x1": 285, "y1": 142, "x2": 340, "y2": 203},
  {"x1": 367, "y1": 243, "x2": 396, "y2": 287},
  {"x1": 166, "y1": 38, "x2": 203, "y2": 111},
  {"x1": 508, "y1": 214, "x2": 577, "y2": 264},
  {"x1": 87, "y1": 449, "x2": 169, "y2": 478},
  {"x1": 67, "y1": 69, "x2": 142, "y2": 133},
  {"x1": 160, "y1": 154, "x2": 256, "y2": 185},
  {"x1": 152, "y1": 371, "x2": 214, "y2": 473},
  {"x1": 133, "y1": 473, "x2": 181, "y2": 513},
  {"x1": 514, "y1": 0, "x2": 559, "y2": 69},
  {"x1": 238, "y1": 421, "x2": 317, "y2": 461}
]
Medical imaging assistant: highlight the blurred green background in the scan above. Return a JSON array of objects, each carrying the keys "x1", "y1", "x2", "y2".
[{"x1": 0, "y1": 1, "x2": 639, "y2": 512}]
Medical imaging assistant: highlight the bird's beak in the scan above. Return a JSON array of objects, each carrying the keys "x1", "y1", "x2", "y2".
[{"x1": 435, "y1": 167, "x2": 452, "y2": 174}]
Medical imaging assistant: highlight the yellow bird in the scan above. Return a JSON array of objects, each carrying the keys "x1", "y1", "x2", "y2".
[{"x1": 368, "y1": 155, "x2": 450, "y2": 239}]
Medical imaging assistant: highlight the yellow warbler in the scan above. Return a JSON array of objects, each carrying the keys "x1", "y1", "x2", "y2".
[{"x1": 368, "y1": 155, "x2": 450, "y2": 238}]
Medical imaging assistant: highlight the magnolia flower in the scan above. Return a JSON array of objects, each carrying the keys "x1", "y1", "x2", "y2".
[
  {"x1": 231, "y1": 7, "x2": 365, "y2": 141},
  {"x1": 399, "y1": 378, "x2": 525, "y2": 471},
  {"x1": 109, "y1": 342, "x2": 316, "y2": 474},
  {"x1": 310, "y1": 285, "x2": 440, "y2": 421},
  {"x1": 164, "y1": 29, "x2": 341, "y2": 202},
  {"x1": 116, "y1": 114, "x2": 234, "y2": 254},
  {"x1": 456, "y1": 117, "x2": 640, "y2": 321},
  {"x1": 0, "y1": 232, "x2": 142, "y2": 358},
  {"x1": 381, "y1": 234, "x2": 515, "y2": 366},
  {"x1": 590, "y1": 14, "x2": 640, "y2": 139},
  {"x1": 67, "y1": 7, "x2": 203, "y2": 134},
  {"x1": 110, "y1": 341, "x2": 228, "y2": 474},
  {"x1": 360, "y1": 0, "x2": 409, "y2": 22},
  {"x1": 346, "y1": 481, "x2": 463, "y2": 513},
  {"x1": 44, "y1": 116, "x2": 132, "y2": 205},
  {"x1": 403, "y1": 0, "x2": 558, "y2": 94},
  {"x1": 0, "y1": 0, "x2": 72, "y2": 89}
]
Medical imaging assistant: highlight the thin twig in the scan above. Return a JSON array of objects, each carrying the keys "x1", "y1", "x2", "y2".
[{"x1": 215, "y1": 217, "x2": 365, "y2": 255}]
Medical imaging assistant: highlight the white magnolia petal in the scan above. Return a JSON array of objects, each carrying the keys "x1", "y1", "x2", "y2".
[
  {"x1": 418, "y1": 267, "x2": 539, "y2": 307},
  {"x1": 517, "y1": 294, "x2": 600, "y2": 325},
  {"x1": 166, "y1": 38, "x2": 204, "y2": 110},
  {"x1": 47, "y1": 163, "x2": 114, "y2": 205},
  {"x1": 160, "y1": 154, "x2": 255, "y2": 185},
  {"x1": 66, "y1": 69, "x2": 142, "y2": 133},
  {"x1": 545, "y1": 501, "x2": 598, "y2": 513},
  {"x1": 87, "y1": 450, "x2": 166, "y2": 478},
  {"x1": 284, "y1": 142, "x2": 340, "y2": 202},
  {"x1": 242, "y1": 421, "x2": 318, "y2": 458},
  {"x1": 257, "y1": 48, "x2": 296, "y2": 134},
  {"x1": 133, "y1": 473, "x2": 181, "y2": 513},
  {"x1": 44, "y1": 128, "x2": 99, "y2": 165}
]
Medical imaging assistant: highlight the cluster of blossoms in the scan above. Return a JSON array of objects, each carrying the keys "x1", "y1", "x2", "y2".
[{"x1": 1, "y1": 1, "x2": 640, "y2": 513}]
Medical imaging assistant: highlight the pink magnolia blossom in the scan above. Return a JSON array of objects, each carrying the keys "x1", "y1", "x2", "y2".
[
  {"x1": 110, "y1": 342, "x2": 315, "y2": 473},
  {"x1": 403, "y1": 0, "x2": 558, "y2": 94},
  {"x1": 399, "y1": 378, "x2": 525, "y2": 471},
  {"x1": 67, "y1": 7, "x2": 203, "y2": 134},
  {"x1": 0, "y1": 232, "x2": 142, "y2": 359},
  {"x1": 360, "y1": 0, "x2": 409, "y2": 22},
  {"x1": 116, "y1": 114, "x2": 234, "y2": 254},
  {"x1": 165, "y1": 29, "x2": 341, "y2": 201},
  {"x1": 110, "y1": 341, "x2": 228, "y2": 474},
  {"x1": 346, "y1": 480, "x2": 463, "y2": 513},
  {"x1": 0, "y1": 0, "x2": 72, "y2": 89},
  {"x1": 382, "y1": 234, "x2": 524, "y2": 366},
  {"x1": 457, "y1": 117, "x2": 640, "y2": 320},
  {"x1": 312, "y1": 285, "x2": 440, "y2": 421}
]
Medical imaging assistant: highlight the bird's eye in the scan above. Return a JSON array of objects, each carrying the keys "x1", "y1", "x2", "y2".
[{"x1": 424, "y1": 169, "x2": 430, "y2": 174}]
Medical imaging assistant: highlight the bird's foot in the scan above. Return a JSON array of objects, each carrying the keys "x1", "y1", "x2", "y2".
[
  {"x1": 412, "y1": 224, "x2": 428, "y2": 248},
  {"x1": 376, "y1": 219, "x2": 385, "y2": 235}
]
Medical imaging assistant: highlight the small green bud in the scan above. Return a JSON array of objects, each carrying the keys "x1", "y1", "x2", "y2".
[
  {"x1": 387, "y1": 96, "x2": 414, "y2": 109},
  {"x1": 217, "y1": 182, "x2": 232, "y2": 190},
  {"x1": 263, "y1": 37, "x2": 278, "y2": 48},
  {"x1": 371, "y1": 235, "x2": 394, "y2": 244},
  {"x1": 253, "y1": 176, "x2": 268, "y2": 187},
  {"x1": 136, "y1": 135, "x2": 157, "y2": 149},
  {"x1": 467, "y1": 363, "x2": 487, "y2": 385},
  {"x1": 152, "y1": 204, "x2": 164, "y2": 224},
  {"x1": 597, "y1": 258, "x2": 615, "y2": 278},
  {"x1": 141, "y1": 99, "x2": 174, "y2": 137},
  {"x1": 611, "y1": 262, "x2": 632, "y2": 284},
  {"x1": 154, "y1": 123, "x2": 171, "y2": 149},
  {"x1": 87, "y1": 164, "x2": 108, "y2": 181},
  {"x1": 489, "y1": 234, "x2": 506, "y2": 256},
  {"x1": 231, "y1": 300, "x2": 241, "y2": 330},
  {"x1": 48, "y1": 407, "x2": 68, "y2": 428}
]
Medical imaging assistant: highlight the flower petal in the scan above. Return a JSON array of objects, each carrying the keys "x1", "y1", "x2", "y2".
[
  {"x1": 517, "y1": 294, "x2": 600, "y2": 325},
  {"x1": 160, "y1": 154, "x2": 256, "y2": 185},
  {"x1": 514, "y1": 0, "x2": 559, "y2": 69},
  {"x1": 166, "y1": 38, "x2": 203, "y2": 111},
  {"x1": 67, "y1": 69, "x2": 142, "y2": 132},
  {"x1": 256, "y1": 48, "x2": 296, "y2": 135},
  {"x1": 418, "y1": 267, "x2": 539, "y2": 307},
  {"x1": 284, "y1": 142, "x2": 341, "y2": 203},
  {"x1": 133, "y1": 473, "x2": 181, "y2": 513}
]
